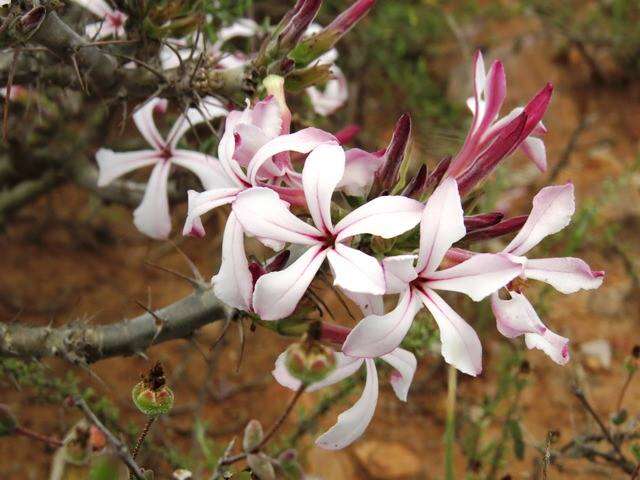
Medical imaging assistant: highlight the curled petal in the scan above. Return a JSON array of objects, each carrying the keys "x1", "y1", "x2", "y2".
[
  {"x1": 306, "y1": 66, "x2": 349, "y2": 116},
  {"x1": 133, "y1": 161, "x2": 172, "y2": 239},
  {"x1": 233, "y1": 187, "x2": 324, "y2": 245},
  {"x1": 326, "y1": 244, "x2": 385, "y2": 295},
  {"x1": 525, "y1": 329, "x2": 570, "y2": 366},
  {"x1": 382, "y1": 255, "x2": 418, "y2": 294},
  {"x1": 338, "y1": 148, "x2": 385, "y2": 196},
  {"x1": 133, "y1": 98, "x2": 168, "y2": 150},
  {"x1": 504, "y1": 183, "x2": 575, "y2": 256},
  {"x1": 247, "y1": 128, "x2": 337, "y2": 185},
  {"x1": 416, "y1": 178, "x2": 466, "y2": 274},
  {"x1": 491, "y1": 291, "x2": 546, "y2": 338},
  {"x1": 380, "y1": 348, "x2": 417, "y2": 402},
  {"x1": 524, "y1": 257, "x2": 604, "y2": 294},
  {"x1": 272, "y1": 350, "x2": 363, "y2": 392},
  {"x1": 335, "y1": 196, "x2": 423, "y2": 242},
  {"x1": 315, "y1": 359, "x2": 378, "y2": 450},
  {"x1": 302, "y1": 143, "x2": 345, "y2": 234},
  {"x1": 182, "y1": 187, "x2": 242, "y2": 237},
  {"x1": 424, "y1": 253, "x2": 522, "y2": 301},
  {"x1": 342, "y1": 288, "x2": 422, "y2": 358},
  {"x1": 253, "y1": 245, "x2": 328, "y2": 320},
  {"x1": 171, "y1": 150, "x2": 235, "y2": 190},
  {"x1": 520, "y1": 137, "x2": 547, "y2": 172},
  {"x1": 95, "y1": 149, "x2": 158, "y2": 186},
  {"x1": 212, "y1": 213, "x2": 253, "y2": 312},
  {"x1": 418, "y1": 288, "x2": 482, "y2": 376}
]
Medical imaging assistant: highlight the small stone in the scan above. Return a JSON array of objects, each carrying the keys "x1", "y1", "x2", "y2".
[
  {"x1": 353, "y1": 440, "x2": 422, "y2": 479},
  {"x1": 580, "y1": 339, "x2": 612, "y2": 371}
]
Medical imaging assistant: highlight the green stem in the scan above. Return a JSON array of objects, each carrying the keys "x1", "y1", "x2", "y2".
[{"x1": 445, "y1": 365, "x2": 457, "y2": 480}]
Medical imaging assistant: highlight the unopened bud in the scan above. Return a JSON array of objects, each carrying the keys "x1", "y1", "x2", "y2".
[
  {"x1": 334, "y1": 124, "x2": 361, "y2": 145},
  {"x1": 464, "y1": 212, "x2": 504, "y2": 232},
  {"x1": 243, "y1": 419, "x2": 264, "y2": 453},
  {"x1": 463, "y1": 215, "x2": 528, "y2": 242},
  {"x1": 247, "y1": 453, "x2": 276, "y2": 480},
  {"x1": 285, "y1": 341, "x2": 337, "y2": 384},
  {"x1": 401, "y1": 163, "x2": 428, "y2": 199},
  {"x1": 277, "y1": 0, "x2": 322, "y2": 54},
  {"x1": 425, "y1": 155, "x2": 452, "y2": 191},
  {"x1": 0, "y1": 405, "x2": 18, "y2": 436},
  {"x1": 266, "y1": 250, "x2": 291, "y2": 272},
  {"x1": 132, "y1": 362, "x2": 174, "y2": 416}
]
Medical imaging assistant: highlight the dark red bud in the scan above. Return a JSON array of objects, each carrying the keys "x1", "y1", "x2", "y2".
[
  {"x1": 401, "y1": 163, "x2": 428, "y2": 199},
  {"x1": 379, "y1": 113, "x2": 411, "y2": 191},
  {"x1": 425, "y1": 155, "x2": 452, "y2": 191},
  {"x1": 325, "y1": 0, "x2": 376, "y2": 35},
  {"x1": 248, "y1": 262, "x2": 266, "y2": 286},
  {"x1": 334, "y1": 124, "x2": 361, "y2": 145},
  {"x1": 266, "y1": 250, "x2": 291, "y2": 272},
  {"x1": 279, "y1": 0, "x2": 322, "y2": 50},
  {"x1": 463, "y1": 215, "x2": 528, "y2": 242},
  {"x1": 464, "y1": 212, "x2": 504, "y2": 232},
  {"x1": 320, "y1": 322, "x2": 351, "y2": 345}
]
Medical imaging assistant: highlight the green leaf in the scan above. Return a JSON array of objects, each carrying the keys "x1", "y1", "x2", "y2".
[{"x1": 507, "y1": 419, "x2": 525, "y2": 460}]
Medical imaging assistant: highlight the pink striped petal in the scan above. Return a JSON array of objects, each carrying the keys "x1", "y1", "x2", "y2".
[
  {"x1": 133, "y1": 161, "x2": 172, "y2": 239},
  {"x1": 182, "y1": 187, "x2": 242, "y2": 237},
  {"x1": 337, "y1": 148, "x2": 385, "y2": 197},
  {"x1": 476, "y1": 60, "x2": 506, "y2": 133},
  {"x1": 418, "y1": 288, "x2": 482, "y2": 376},
  {"x1": 172, "y1": 150, "x2": 234, "y2": 190},
  {"x1": 252, "y1": 245, "x2": 328, "y2": 320},
  {"x1": 504, "y1": 183, "x2": 575, "y2": 256},
  {"x1": 247, "y1": 128, "x2": 337, "y2": 185},
  {"x1": 380, "y1": 348, "x2": 417, "y2": 401},
  {"x1": 302, "y1": 143, "x2": 345, "y2": 234},
  {"x1": 335, "y1": 196, "x2": 423, "y2": 242},
  {"x1": 382, "y1": 255, "x2": 418, "y2": 294},
  {"x1": 416, "y1": 178, "x2": 466, "y2": 274},
  {"x1": 167, "y1": 97, "x2": 227, "y2": 148},
  {"x1": 272, "y1": 350, "x2": 363, "y2": 392},
  {"x1": 212, "y1": 213, "x2": 253, "y2": 312},
  {"x1": 525, "y1": 329, "x2": 569, "y2": 366},
  {"x1": 133, "y1": 98, "x2": 167, "y2": 150},
  {"x1": 315, "y1": 359, "x2": 378, "y2": 450},
  {"x1": 524, "y1": 257, "x2": 604, "y2": 294},
  {"x1": 342, "y1": 288, "x2": 422, "y2": 358},
  {"x1": 233, "y1": 187, "x2": 324, "y2": 246},
  {"x1": 491, "y1": 291, "x2": 547, "y2": 338},
  {"x1": 95, "y1": 149, "x2": 159, "y2": 186},
  {"x1": 424, "y1": 253, "x2": 522, "y2": 301},
  {"x1": 327, "y1": 244, "x2": 385, "y2": 295},
  {"x1": 306, "y1": 66, "x2": 349, "y2": 116}
]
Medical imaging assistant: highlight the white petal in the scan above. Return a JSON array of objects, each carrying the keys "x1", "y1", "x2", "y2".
[
  {"x1": 74, "y1": 0, "x2": 113, "y2": 17},
  {"x1": 95, "y1": 149, "x2": 158, "y2": 186},
  {"x1": 306, "y1": 66, "x2": 349, "y2": 116},
  {"x1": 272, "y1": 350, "x2": 363, "y2": 392},
  {"x1": 133, "y1": 161, "x2": 172, "y2": 239},
  {"x1": 167, "y1": 97, "x2": 228, "y2": 147},
  {"x1": 342, "y1": 290, "x2": 384, "y2": 316},
  {"x1": 133, "y1": 98, "x2": 168, "y2": 149},
  {"x1": 326, "y1": 244, "x2": 385, "y2": 295},
  {"x1": 315, "y1": 359, "x2": 378, "y2": 450},
  {"x1": 504, "y1": 183, "x2": 575, "y2": 256},
  {"x1": 418, "y1": 288, "x2": 482, "y2": 376},
  {"x1": 334, "y1": 196, "x2": 423, "y2": 242},
  {"x1": 214, "y1": 18, "x2": 260, "y2": 47},
  {"x1": 233, "y1": 188, "x2": 323, "y2": 245},
  {"x1": 246, "y1": 128, "x2": 337, "y2": 185},
  {"x1": 302, "y1": 143, "x2": 345, "y2": 234},
  {"x1": 425, "y1": 253, "x2": 522, "y2": 301},
  {"x1": 252, "y1": 245, "x2": 328, "y2": 320},
  {"x1": 520, "y1": 137, "x2": 547, "y2": 172},
  {"x1": 491, "y1": 291, "x2": 547, "y2": 338},
  {"x1": 525, "y1": 329, "x2": 570, "y2": 365},
  {"x1": 416, "y1": 178, "x2": 466, "y2": 274},
  {"x1": 342, "y1": 288, "x2": 422, "y2": 358},
  {"x1": 172, "y1": 150, "x2": 235, "y2": 190},
  {"x1": 182, "y1": 187, "x2": 242, "y2": 237},
  {"x1": 212, "y1": 213, "x2": 254, "y2": 312},
  {"x1": 381, "y1": 348, "x2": 417, "y2": 402},
  {"x1": 337, "y1": 148, "x2": 385, "y2": 197},
  {"x1": 524, "y1": 257, "x2": 604, "y2": 294},
  {"x1": 382, "y1": 255, "x2": 418, "y2": 294}
]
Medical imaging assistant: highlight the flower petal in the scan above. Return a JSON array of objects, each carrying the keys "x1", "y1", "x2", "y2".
[
  {"x1": 233, "y1": 187, "x2": 323, "y2": 245},
  {"x1": 416, "y1": 178, "x2": 466, "y2": 274},
  {"x1": 306, "y1": 66, "x2": 349, "y2": 116},
  {"x1": 380, "y1": 348, "x2": 417, "y2": 402},
  {"x1": 212, "y1": 213, "x2": 254, "y2": 312},
  {"x1": 334, "y1": 196, "x2": 423, "y2": 242},
  {"x1": 520, "y1": 137, "x2": 547, "y2": 172},
  {"x1": 74, "y1": 0, "x2": 113, "y2": 18},
  {"x1": 247, "y1": 128, "x2": 337, "y2": 185},
  {"x1": 491, "y1": 291, "x2": 547, "y2": 338},
  {"x1": 315, "y1": 358, "x2": 378, "y2": 450},
  {"x1": 167, "y1": 97, "x2": 228, "y2": 148},
  {"x1": 418, "y1": 288, "x2": 482, "y2": 376},
  {"x1": 382, "y1": 255, "x2": 418, "y2": 294},
  {"x1": 252, "y1": 245, "x2": 328, "y2": 320},
  {"x1": 342, "y1": 288, "x2": 422, "y2": 358},
  {"x1": 272, "y1": 350, "x2": 363, "y2": 392},
  {"x1": 342, "y1": 290, "x2": 384, "y2": 316},
  {"x1": 337, "y1": 148, "x2": 385, "y2": 197},
  {"x1": 182, "y1": 187, "x2": 242, "y2": 237},
  {"x1": 95, "y1": 149, "x2": 159, "y2": 186},
  {"x1": 302, "y1": 143, "x2": 345, "y2": 234},
  {"x1": 524, "y1": 257, "x2": 604, "y2": 294},
  {"x1": 172, "y1": 150, "x2": 235, "y2": 190},
  {"x1": 525, "y1": 330, "x2": 570, "y2": 366},
  {"x1": 133, "y1": 98, "x2": 168, "y2": 150},
  {"x1": 326, "y1": 243, "x2": 386, "y2": 295},
  {"x1": 425, "y1": 253, "x2": 522, "y2": 301},
  {"x1": 504, "y1": 183, "x2": 575, "y2": 256},
  {"x1": 133, "y1": 161, "x2": 172, "y2": 239}
]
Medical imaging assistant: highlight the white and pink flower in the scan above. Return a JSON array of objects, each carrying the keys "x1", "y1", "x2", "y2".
[{"x1": 73, "y1": 0, "x2": 128, "y2": 39}]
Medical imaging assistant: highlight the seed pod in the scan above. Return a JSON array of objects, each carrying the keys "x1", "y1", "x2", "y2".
[
  {"x1": 284, "y1": 341, "x2": 337, "y2": 384},
  {"x1": 132, "y1": 362, "x2": 174, "y2": 416},
  {"x1": 243, "y1": 419, "x2": 264, "y2": 453}
]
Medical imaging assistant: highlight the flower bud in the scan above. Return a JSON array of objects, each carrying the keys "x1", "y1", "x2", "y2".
[
  {"x1": 247, "y1": 453, "x2": 276, "y2": 480},
  {"x1": 463, "y1": 215, "x2": 528, "y2": 242},
  {"x1": 0, "y1": 405, "x2": 17, "y2": 436},
  {"x1": 334, "y1": 124, "x2": 361, "y2": 145},
  {"x1": 284, "y1": 341, "x2": 337, "y2": 384},
  {"x1": 463, "y1": 212, "x2": 504, "y2": 232},
  {"x1": 401, "y1": 163, "x2": 428, "y2": 199},
  {"x1": 243, "y1": 419, "x2": 264, "y2": 453},
  {"x1": 132, "y1": 362, "x2": 174, "y2": 416}
]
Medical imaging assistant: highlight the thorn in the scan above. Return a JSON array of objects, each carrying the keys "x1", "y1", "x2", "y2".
[
  {"x1": 236, "y1": 318, "x2": 245, "y2": 373},
  {"x1": 144, "y1": 261, "x2": 207, "y2": 290},
  {"x1": 134, "y1": 300, "x2": 165, "y2": 345},
  {"x1": 71, "y1": 53, "x2": 87, "y2": 93},
  {"x1": 169, "y1": 240, "x2": 205, "y2": 284}
]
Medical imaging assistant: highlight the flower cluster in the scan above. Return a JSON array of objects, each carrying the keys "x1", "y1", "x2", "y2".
[{"x1": 94, "y1": 11, "x2": 604, "y2": 450}]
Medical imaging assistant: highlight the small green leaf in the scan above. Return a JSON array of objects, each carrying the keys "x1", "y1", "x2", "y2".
[{"x1": 507, "y1": 420, "x2": 525, "y2": 460}]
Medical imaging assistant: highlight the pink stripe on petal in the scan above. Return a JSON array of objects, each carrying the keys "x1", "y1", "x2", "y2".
[
  {"x1": 95, "y1": 149, "x2": 159, "y2": 186},
  {"x1": 133, "y1": 98, "x2": 168, "y2": 150},
  {"x1": 327, "y1": 243, "x2": 386, "y2": 295},
  {"x1": 133, "y1": 161, "x2": 172, "y2": 239},
  {"x1": 380, "y1": 348, "x2": 417, "y2": 402}
]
